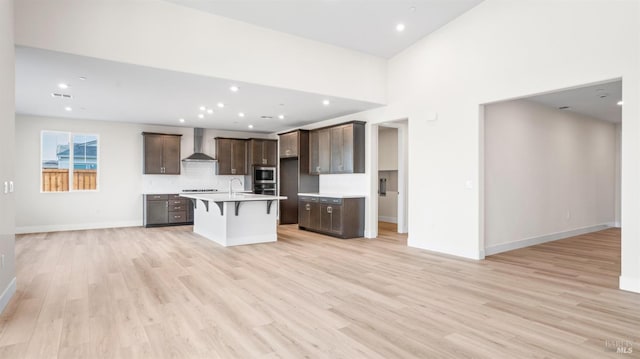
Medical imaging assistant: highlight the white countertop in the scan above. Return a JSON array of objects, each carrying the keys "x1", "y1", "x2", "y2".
[
  {"x1": 298, "y1": 193, "x2": 366, "y2": 199},
  {"x1": 181, "y1": 193, "x2": 286, "y2": 202},
  {"x1": 143, "y1": 190, "x2": 252, "y2": 195}
]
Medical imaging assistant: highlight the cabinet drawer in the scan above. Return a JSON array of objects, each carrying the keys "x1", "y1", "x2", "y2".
[
  {"x1": 320, "y1": 197, "x2": 342, "y2": 205},
  {"x1": 147, "y1": 194, "x2": 168, "y2": 201},
  {"x1": 169, "y1": 199, "x2": 187, "y2": 206},
  {"x1": 169, "y1": 194, "x2": 183, "y2": 200},
  {"x1": 170, "y1": 205, "x2": 185, "y2": 212},
  {"x1": 169, "y1": 211, "x2": 187, "y2": 223},
  {"x1": 299, "y1": 196, "x2": 319, "y2": 202}
]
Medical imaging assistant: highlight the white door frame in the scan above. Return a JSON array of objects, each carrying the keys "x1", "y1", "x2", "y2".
[{"x1": 372, "y1": 119, "x2": 408, "y2": 236}]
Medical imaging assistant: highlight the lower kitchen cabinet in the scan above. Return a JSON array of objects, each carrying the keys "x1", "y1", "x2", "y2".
[
  {"x1": 144, "y1": 194, "x2": 194, "y2": 227},
  {"x1": 298, "y1": 196, "x2": 320, "y2": 229},
  {"x1": 298, "y1": 196, "x2": 364, "y2": 239}
]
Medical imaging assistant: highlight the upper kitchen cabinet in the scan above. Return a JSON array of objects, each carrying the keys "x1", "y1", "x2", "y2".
[
  {"x1": 279, "y1": 131, "x2": 299, "y2": 158},
  {"x1": 309, "y1": 129, "x2": 331, "y2": 175},
  {"x1": 249, "y1": 139, "x2": 277, "y2": 166},
  {"x1": 216, "y1": 138, "x2": 248, "y2": 175},
  {"x1": 142, "y1": 132, "x2": 182, "y2": 174},
  {"x1": 309, "y1": 121, "x2": 365, "y2": 175}
]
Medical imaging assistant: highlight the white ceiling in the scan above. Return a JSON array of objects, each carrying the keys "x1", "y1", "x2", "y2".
[
  {"x1": 15, "y1": 47, "x2": 383, "y2": 133},
  {"x1": 166, "y1": 0, "x2": 484, "y2": 58},
  {"x1": 527, "y1": 80, "x2": 622, "y2": 123}
]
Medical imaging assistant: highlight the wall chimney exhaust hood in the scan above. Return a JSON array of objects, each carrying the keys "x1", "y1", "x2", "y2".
[{"x1": 182, "y1": 128, "x2": 216, "y2": 162}]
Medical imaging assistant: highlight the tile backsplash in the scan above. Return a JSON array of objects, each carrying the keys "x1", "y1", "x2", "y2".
[{"x1": 141, "y1": 161, "x2": 249, "y2": 193}]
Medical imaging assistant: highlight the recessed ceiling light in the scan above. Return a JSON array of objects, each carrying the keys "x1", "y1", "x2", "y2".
[
  {"x1": 199, "y1": 106, "x2": 206, "y2": 111},
  {"x1": 78, "y1": 76, "x2": 87, "y2": 81},
  {"x1": 410, "y1": 6, "x2": 416, "y2": 12},
  {"x1": 230, "y1": 86, "x2": 239, "y2": 92},
  {"x1": 278, "y1": 114, "x2": 285, "y2": 120},
  {"x1": 558, "y1": 106, "x2": 571, "y2": 110},
  {"x1": 207, "y1": 109, "x2": 214, "y2": 114},
  {"x1": 198, "y1": 114, "x2": 204, "y2": 119},
  {"x1": 238, "y1": 112, "x2": 245, "y2": 118},
  {"x1": 248, "y1": 124, "x2": 254, "y2": 129},
  {"x1": 396, "y1": 23, "x2": 406, "y2": 32},
  {"x1": 58, "y1": 83, "x2": 69, "y2": 89},
  {"x1": 64, "y1": 106, "x2": 72, "y2": 112},
  {"x1": 322, "y1": 99, "x2": 330, "y2": 106},
  {"x1": 179, "y1": 118, "x2": 185, "y2": 123},
  {"x1": 217, "y1": 102, "x2": 225, "y2": 108},
  {"x1": 617, "y1": 100, "x2": 624, "y2": 106}
]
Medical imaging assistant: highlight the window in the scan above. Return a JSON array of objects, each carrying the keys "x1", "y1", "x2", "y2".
[{"x1": 41, "y1": 131, "x2": 99, "y2": 192}]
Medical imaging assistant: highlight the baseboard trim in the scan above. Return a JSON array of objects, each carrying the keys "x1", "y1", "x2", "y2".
[
  {"x1": 619, "y1": 276, "x2": 640, "y2": 293},
  {"x1": 485, "y1": 224, "x2": 611, "y2": 256},
  {"x1": 378, "y1": 216, "x2": 398, "y2": 224},
  {"x1": 408, "y1": 237, "x2": 483, "y2": 260},
  {"x1": 16, "y1": 220, "x2": 141, "y2": 234},
  {"x1": 0, "y1": 277, "x2": 16, "y2": 314}
]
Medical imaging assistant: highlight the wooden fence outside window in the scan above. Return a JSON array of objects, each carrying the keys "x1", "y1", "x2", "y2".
[{"x1": 42, "y1": 169, "x2": 97, "y2": 192}]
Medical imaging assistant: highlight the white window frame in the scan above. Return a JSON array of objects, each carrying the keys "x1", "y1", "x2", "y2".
[{"x1": 40, "y1": 130, "x2": 100, "y2": 193}]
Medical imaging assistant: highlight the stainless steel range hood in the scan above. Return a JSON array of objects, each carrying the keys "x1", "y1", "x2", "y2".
[{"x1": 182, "y1": 128, "x2": 216, "y2": 162}]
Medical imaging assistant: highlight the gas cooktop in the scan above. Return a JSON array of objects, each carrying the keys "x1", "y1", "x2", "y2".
[{"x1": 181, "y1": 189, "x2": 218, "y2": 193}]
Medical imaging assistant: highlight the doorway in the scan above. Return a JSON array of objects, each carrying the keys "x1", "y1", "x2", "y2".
[
  {"x1": 375, "y1": 120, "x2": 408, "y2": 238},
  {"x1": 482, "y1": 79, "x2": 622, "y2": 259}
]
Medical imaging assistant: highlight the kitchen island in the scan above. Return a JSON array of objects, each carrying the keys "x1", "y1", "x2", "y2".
[{"x1": 180, "y1": 193, "x2": 287, "y2": 247}]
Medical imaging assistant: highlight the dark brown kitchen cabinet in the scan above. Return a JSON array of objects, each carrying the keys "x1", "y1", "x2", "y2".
[
  {"x1": 298, "y1": 196, "x2": 320, "y2": 229},
  {"x1": 216, "y1": 138, "x2": 248, "y2": 175},
  {"x1": 249, "y1": 139, "x2": 277, "y2": 166},
  {"x1": 142, "y1": 133, "x2": 182, "y2": 174},
  {"x1": 309, "y1": 129, "x2": 331, "y2": 175},
  {"x1": 278, "y1": 130, "x2": 319, "y2": 225},
  {"x1": 144, "y1": 194, "x2": 193, "y2": 227},
  {"x1": 279, "y1": 131, "x2": 299, "y2": 158},
  {"x1": 309, "y1": 121, "x2": 365, "y2": 175},
  {"x1": 298, "y1": 196, "x2": 364, "y2": 239}
]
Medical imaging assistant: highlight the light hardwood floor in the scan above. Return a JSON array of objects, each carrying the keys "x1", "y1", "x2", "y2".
[{"x1": 0, "y1": 225, "x2": 637, "y2": 358}]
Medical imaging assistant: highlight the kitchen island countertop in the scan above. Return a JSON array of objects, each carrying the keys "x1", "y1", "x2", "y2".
[{"x1": 297, "y1": 193, "x2": 366, "y2": 198}]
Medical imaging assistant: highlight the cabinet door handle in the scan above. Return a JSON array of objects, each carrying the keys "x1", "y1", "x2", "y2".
[
  {"x1": 327, "y1": 206, "x2": 332, "y2": 214},
  {"x1": 316, "y1": 166, "x2": 320, "y2": 172},
  {"x1": 305, "y1": 204, "x2": 310, "y2": 210},
  {"x1": 166, "y1": 201, "x2": 168, "y2": 208}
]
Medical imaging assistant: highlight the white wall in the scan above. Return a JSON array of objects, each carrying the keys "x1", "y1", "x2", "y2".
[
  {"x1": 484, "y1": 100, "x2": 617, "y2": 254},
  {"x1": 14, "y1": 0, "x2": 386, "y2": 104},
  {"x1": 384, "y1": 0, "x2": 639, "y2": 292},
  {"x1": 15, "y1": 115, "x2": 274, "y2": 233},
  {"x1": 0, "y1": 0, "x2": 17, "y2": 312},
  {"x1": 378, "y1": 127, "x2": 398, "y2": 171}
]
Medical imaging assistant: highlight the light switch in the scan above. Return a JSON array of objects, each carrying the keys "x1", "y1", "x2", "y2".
[
  {"x1": 9, "y1": 181, "x2": 13, "y2": 193},
  {"x1": 2, "y1": 181, "x2": 7, "y2": 194}
]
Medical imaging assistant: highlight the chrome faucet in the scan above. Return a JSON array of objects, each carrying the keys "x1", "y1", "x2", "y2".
[{"x1": 228, "y1": 177, "x2": 243, "y2": 196}]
